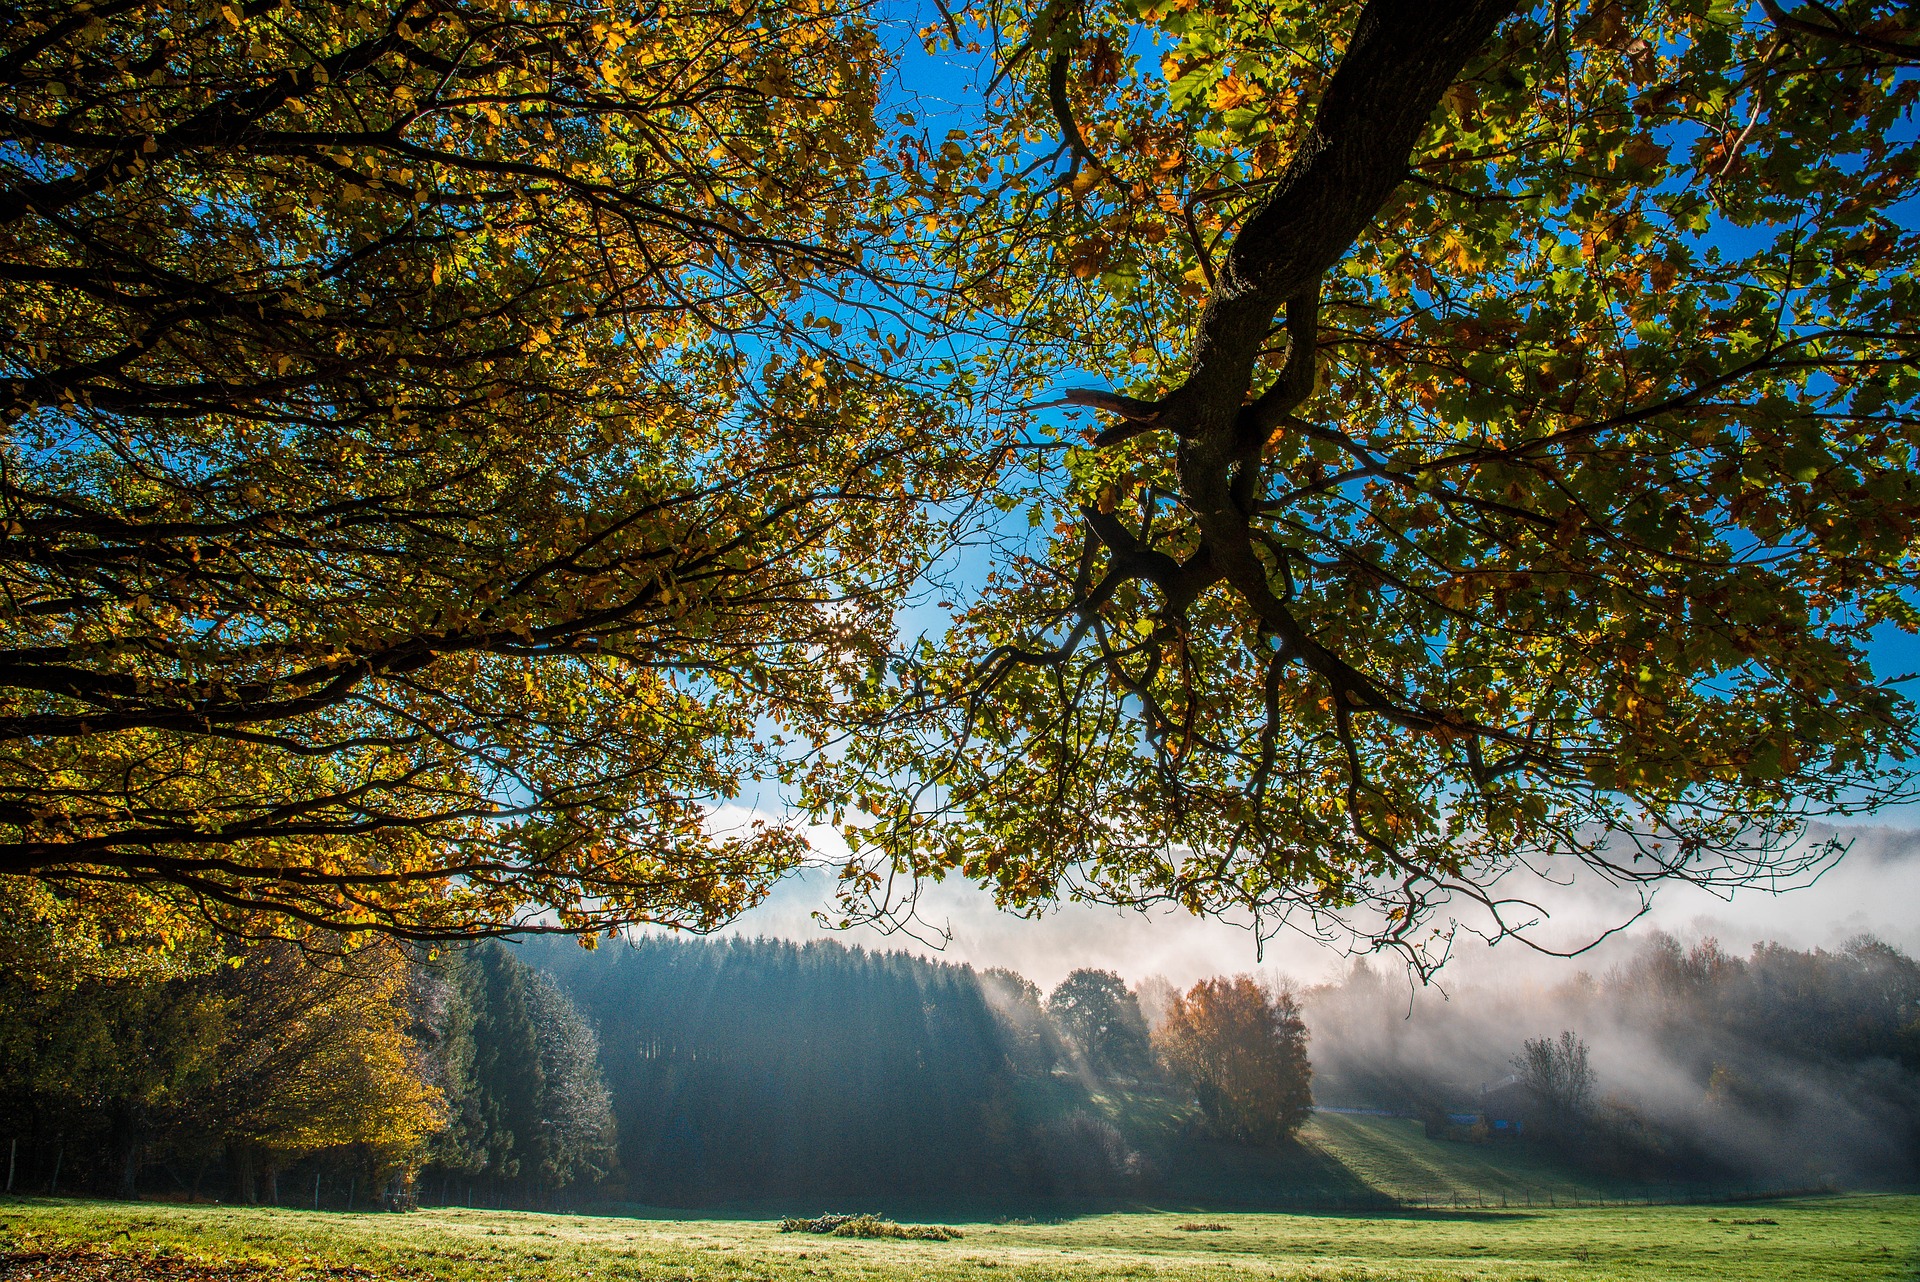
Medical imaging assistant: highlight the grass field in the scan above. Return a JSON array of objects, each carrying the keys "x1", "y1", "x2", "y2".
[{"x1": 3, "y1": 1192, "x2": 1916, "y2": 1282}]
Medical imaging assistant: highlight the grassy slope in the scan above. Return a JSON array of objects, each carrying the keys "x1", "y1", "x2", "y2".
[
  {"x1": 3, "y1": 1192, "x2": 1917, "y2": 1282},
  {"x1": 1300, "y1": 1114, "x2": 1659, "y2": 1204},
  {"x1": 1065, "y1": 1092, "x2": 1717, "y2": 1208}
]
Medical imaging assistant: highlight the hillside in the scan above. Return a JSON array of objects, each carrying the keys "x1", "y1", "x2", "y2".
[
  {"x1": 1032, "y1": 1084, "x2": 1723, "y2": 1212},
  {"x1": 1298, "y1": 1113, "x2": 1699, "y2": 1206}
]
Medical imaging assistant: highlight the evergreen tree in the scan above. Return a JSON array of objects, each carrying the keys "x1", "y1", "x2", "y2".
[
  {"x1": 529, "y1": 971, "x2": 618, "y2": 1190},
  {"x1": 425, "y1": 943, "x2": 616, "y2": 1198}
]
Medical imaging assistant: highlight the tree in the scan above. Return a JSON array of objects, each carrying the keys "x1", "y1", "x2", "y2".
[
  {"x1": 528, "y1": 971, "x2": 618, "y2": 1191},
  {"x1": 978, "y1": 966, "x2": 1063, "y2": 1074},
  {"x1": 0, "y1": 930, "x2": 445, "y2": 1201},
  {"x1": 1047, "y1": 968, "x2": 1152, "y2": 1078},
  {"x1": 167, "y1": 937, "x2": 447, "y2": 1202},
  {"x1": 1512, "y1": 1030, "x2": 1595, "y2": 1137},
  {"x1": 427, "y1": 942, "x2": 614, "y2": 1197},
  {"x1": 842, "y1": 0, "x2": 1920, "y2": 966},
  {"x1": 0, "y1": 0, "x2": 969, "y2": 944},
  {"x1": 15, "y1": 0, "x2": 1920, "y2": 958},
  {"x1": 1154, "y1": 976, "x2": 1312, "y2": 1145},
  {"x1": 1132, "y1": 974, "x2": 1179, "y2": 1033}
]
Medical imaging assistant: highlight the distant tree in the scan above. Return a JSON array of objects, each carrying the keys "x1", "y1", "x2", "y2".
[
  {"x1": 1132, "y1": 975, "x2": 1179, "y2": 1034},
  {"x1": 1513, "y1": 1030, "x2": 1596, "y2": 1138},
  {"x1": 529, "y1": 971, "x2": 618, "y2": 1190},
  {"x1": 428, "y1": 943, "x2": 615, "y2": 1196},
  {"x1": 1154, "y1": 977, "x2": 1312, "y2": 1146},
  {"x1": 980, "y1": 967, "x2": 1044, "y2": 1008},
  {"x1": 1047, "y1": 969, "x2": 1153, "y2": 1079},
  {"x1": 978, "y1": 967, "x2": 1061, "y2": 1075}
]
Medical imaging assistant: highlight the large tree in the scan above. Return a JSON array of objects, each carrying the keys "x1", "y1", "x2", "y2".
[
  {"x1": 1046, "y1": 966, "x2": 1153, "y2": 1076},
  {"x1": 9, "y1": 0, "x2": 1920, "y2": 956},
  {"x1": 1154, "y1": 975, "x2": 1312, "y2": 1144},
  {"x1": 837, "y1": 0, "x2": 1920, "y2": 965},
  {"x1": 0, "y1": 0, "x2": 968, "y2": 942}
]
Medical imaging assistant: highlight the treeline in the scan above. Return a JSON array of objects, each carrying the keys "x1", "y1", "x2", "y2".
[
  {"x1": 0, "y1": 936, "x2": 613, "y2": 1206},
  {"x1": 4, "y1": 928, "x2": 1314, "y2": 1206},
  {"x1": 525, "y1": 936, "x2": 1312, "y2": 1202},
  {"x1": 1305, "y1": 933, "x2": 1920, "y2": 1184},
  {"x1": 14, "y1": 921, "x2": 1913, "y2": 1206}
]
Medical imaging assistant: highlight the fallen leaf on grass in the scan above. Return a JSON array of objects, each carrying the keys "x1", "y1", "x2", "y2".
[{"x1": 0, "y1": 1243, "x2": 407, "y2": 1282}]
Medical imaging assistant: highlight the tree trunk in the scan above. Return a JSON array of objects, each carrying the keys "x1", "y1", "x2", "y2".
[{"x1": 231, "y1": 1144, "x2": 258, "y2": 1205}]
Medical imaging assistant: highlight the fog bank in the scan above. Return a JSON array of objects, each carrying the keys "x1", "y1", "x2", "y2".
[{"x1": 709, "y1": 822, "x2": 1920, "y2": 992}]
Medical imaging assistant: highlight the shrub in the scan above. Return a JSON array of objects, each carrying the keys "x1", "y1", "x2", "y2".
[{"x1": 777, "y1": 1214, "x2": 962, "y2": 1240}]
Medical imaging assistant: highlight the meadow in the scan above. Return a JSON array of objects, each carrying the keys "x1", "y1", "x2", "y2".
[{"x1": 3, "y1": 1192, "x2": 1916, "y2": 1282}]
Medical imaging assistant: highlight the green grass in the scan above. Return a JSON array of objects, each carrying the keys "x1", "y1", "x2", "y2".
[
  {"x1": 1016, "y1": 1104, "x2": 1766, "y2": 1209},
  {"x1": 4, "y1": 1191, "x2": 1916, "y2": 1281},
  {"x1": 1298, "y1": 1114, "x2": 1668, "y2": 1205}
]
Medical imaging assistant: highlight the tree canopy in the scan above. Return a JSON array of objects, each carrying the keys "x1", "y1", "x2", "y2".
[
  {"x1": 1, "y1": 0, "x2": 970, "y2": 942},
  {"x1": 1047, "y1": 966, "x2": 1154, "y2": 1076},
  {"x1": 840, "y1": 0, "x2": 1920, "y2": 964},
  {"x1": 6, "y1": 0, "x2": 1920, "y2": 956},
  {"x1": 1154, "y1": 975, "x2": 1312, "y2": 1144}
]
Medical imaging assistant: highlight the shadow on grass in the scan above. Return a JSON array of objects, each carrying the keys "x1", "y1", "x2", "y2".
[{"x1": 563, "y1": 1196, "x2": 1546, "y2": 1227}]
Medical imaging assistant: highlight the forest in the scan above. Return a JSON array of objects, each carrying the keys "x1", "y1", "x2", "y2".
[
  {"x1": 0, "y1": 932, "x2": 616, "y2": 1208},
  {"x1": 1304, "y1": 932, "x2": 1920, "y2": 1187},
  {"x1": 4, "y1": 927, "x2": 1915, "y2": 1207}
]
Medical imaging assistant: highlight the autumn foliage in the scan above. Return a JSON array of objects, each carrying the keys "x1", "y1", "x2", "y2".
[
  {"x1": 7, "y1": 0, "x2": 1920, "y2": 955},
  {"x1": 0, "y1": 935, "x2": 443, "y2": 1201},
  {"x1": 0, "y1": 0, "x2": 968, "y2": 943},
  {"x1": 1154, "y1": 977, "x2": 1312, "y2": 1146},
  {"x1": 844, "y1": 0, "x2": 1920, "y2": 965}
]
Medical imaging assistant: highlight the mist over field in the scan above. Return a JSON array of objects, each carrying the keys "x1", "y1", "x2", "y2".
[{"x1": 613, "y1": 820, "x2": 1920, "y2": 1193}]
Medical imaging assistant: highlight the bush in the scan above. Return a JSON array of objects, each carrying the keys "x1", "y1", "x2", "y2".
[
  {"x1": 1035, "y1": 1112, "x2": 1156, "y2": 1191},
  {"x1": 777, "y1": 1214, "x2": 962, "y2": 1240}
]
